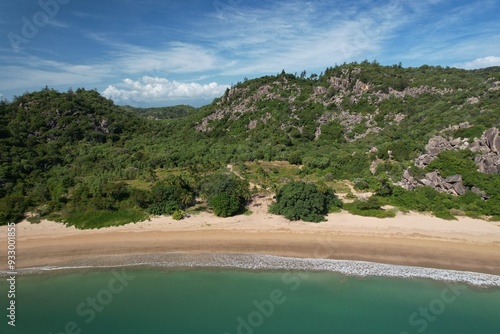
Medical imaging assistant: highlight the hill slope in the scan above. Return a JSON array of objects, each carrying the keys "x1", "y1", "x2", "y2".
[{"x1": 0, "y1": 62, "x2": 499, "y2": 225}]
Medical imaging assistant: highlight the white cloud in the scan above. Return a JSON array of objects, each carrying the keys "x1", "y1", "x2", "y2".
[
  {"x1": 117, "y1": 43, "x2": 220, "y2": 74},
  {"x1": 102, "y1": 76, "x2": 229, "y2": 104},
  {"x1": 47, "y1": 19, "x2": 69, "y2": 28},
  {"x1": 0, "y1": 56, "x2": 112, "y2": 92},
  {"x1": 200, "y1": 0, "x2": 409, "y2": 75},
  {"x1": 85, "y1": 36, "x2": 222, "y2": 74},
  {"x1": 455, "y1": 56, "x2": 500, "y2": 69}
]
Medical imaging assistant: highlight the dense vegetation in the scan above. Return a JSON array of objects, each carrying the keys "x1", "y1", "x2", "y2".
[
  {"x1": 269, "y1": 181, "x2": 342, "y2": 222},
  {"x1": 200, "y1": 173, "x2": 250, "y2": 217},
  {"x1": 0, "y1": 62, "x2": 499, "y2": 227},
  {"x1": 122, "y1": 105, "x2": 197, "y2": 120}
]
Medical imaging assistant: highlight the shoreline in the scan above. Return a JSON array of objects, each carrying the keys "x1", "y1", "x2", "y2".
[
  {"x1": 1, "y1": 209, "x2": 500, "y2": 277},
  {"x1": 3, "y1": 253, "x2": 500, "y2": 288}
]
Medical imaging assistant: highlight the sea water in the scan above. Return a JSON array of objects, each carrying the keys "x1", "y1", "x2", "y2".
[{"x1": 1, "y1": 262, "x2": 500, "y2": 334}]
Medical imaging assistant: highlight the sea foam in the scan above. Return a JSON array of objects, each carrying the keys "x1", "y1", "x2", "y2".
[{"x1": 2, "y1": 253, "x2": 500, "y2": 287}]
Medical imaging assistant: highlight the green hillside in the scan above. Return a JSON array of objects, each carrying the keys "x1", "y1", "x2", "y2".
[
  {"x1": 1, "y1": 62, "x2": 499, "y2": 226},
  {"x1": 122, "y1": 105, "x2": 197, "y2": 120}
]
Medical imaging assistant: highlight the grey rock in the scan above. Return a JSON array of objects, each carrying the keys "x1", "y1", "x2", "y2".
[
  {"x1": 459, "y1": 122, "x2": 470, "y2": 129},
  {"x1": 479, "y1": 145, "x2": 492, "y2": 154},
  {"x1": 484, "y1": 155, "x2": 495, "y2": 166},
  {"x1": 485, "y1": 128, "x2": 500, "y2": 153},
  {"x1": 459, "y1": 141, "x2": 470, "y2": 149},
  {"x1": 314, "y1": 86, "x2": 327, "y2": 95},
  {"x1": 428, "y1": 148, "x2": 441, "y2": 156},
  {"x1": 453, "y1": 182, "x2": 467, "y2": 196},
  {"x1": 419, "y1": 179, "x2": 434, "y2": 187},
  {"x1": 415, "y1": 154, "x2": 434, "y2": 168},
  {"x1": 471, "y1": 186, "x2": 489, "y2": 199},
  {"x1": 425, "y1": 171, "x2": 442, "y2": 187},
  {"x1": 425, "y1": 136, "x2": 451, "y2": 156},
  {"x1": 444, "y1": 174, "x2": 462, "y2": 183},
  {"x1": 422, "y1": 156, "x2": 433, "y2": 165},
  {"x1": 442, "y1": 182, "x2": 454, "y2": 190}
]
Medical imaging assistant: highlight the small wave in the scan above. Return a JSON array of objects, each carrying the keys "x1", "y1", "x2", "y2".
[{"x1": 2, "y1": 253, "x2": 500, "y2": 287}]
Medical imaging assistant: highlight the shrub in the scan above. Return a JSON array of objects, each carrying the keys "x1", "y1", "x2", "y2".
[
  {"x1": 353, "y1": 178, "x2": 369, "y2": 190},
  {"x1": 355, "y1": 197, "x2": 381, "y2": 210},
  {"x1": 0, "y1": 193, "x2": 29, "y2": 225},
  {"x1": 375, "y1": 179, "x2": 394, "y2": 197},
  {"x1": 287, "y1": 153, "x2": 303, "y2": 165},
  {"x1": 208, "y1": 193, "x2": 240, "y2": 217},
  {"x1": 172, "y1": 210, "x2": 185, "y2": 220},
  {"x1": 62, "y1": 208, "x2": 148, "y2": 229},
  {"x1": 200, "y1": 173, "x2": 250, "y2": 202},
  {"x1": 148, "y1": 176, "x2": 194, "y2": 215},
  {"x1": 269, "y1": 181, "x2": 341, "y2": 222},
  {"x1": 201, "y1": 173, "x2": 250, "y2": 217},
  {"x1": 344, "y1": 200, "x2": 396, "y2": 218}
]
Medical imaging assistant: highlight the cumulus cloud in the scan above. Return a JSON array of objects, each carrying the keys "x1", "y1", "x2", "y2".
[
  {"x1": 455, "y1": 56, "x2": 500, "y2": 69},
  {"x1": 102, "y1": 76, "x2": 229, "y2": 104}
]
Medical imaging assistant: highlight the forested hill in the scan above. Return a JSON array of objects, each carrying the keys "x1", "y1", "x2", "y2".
[
  {"x1": 122, "y1": 105, "x2": 197, "y2": 120},
  {"x1": 0, "y1": 88, "x2": 147, "y2": 187},
  {"x1": 196, "y1": 62, "x2": 499, "y2": 156},
  {"x1": 1, "y1": 62, "x2": 499, "y2": 226}
]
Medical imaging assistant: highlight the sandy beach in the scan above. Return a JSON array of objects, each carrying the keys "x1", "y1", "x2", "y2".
[{"x1": 1, "y1": 197, "x2": 500, "y2": 275}]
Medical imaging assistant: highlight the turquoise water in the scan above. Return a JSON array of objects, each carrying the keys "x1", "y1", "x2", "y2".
[{"x1": 1, "y1": 269, "x2": 500, "y2": 334}]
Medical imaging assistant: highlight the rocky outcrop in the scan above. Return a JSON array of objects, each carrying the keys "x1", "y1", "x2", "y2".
[
  {"x1": 471, "y1": 186, "x2": 490, "y2": 199},
  {"x1": 415, "y1": 135, "x2": 471, "y2": 168},
  {"x1": 470, "y1": 128, "x2": 500, "y2": 174},
  {"x1": 373, "y1": 86, "x2": 454, "y2": 102},
  {"x1": 485, "y1": 128, "x2": 500, "y2": 154},
  {"x1": 399, "y1": 169, "x2": 488, "y2": 198},
  {"x1": 441, "y1": 122, "x2": 471, "y2": 133},
  {"x1": 415, "y1": 127, "x2": 499, "y2": 174}
]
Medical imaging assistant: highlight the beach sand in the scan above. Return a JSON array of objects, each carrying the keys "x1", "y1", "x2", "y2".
[{"x1": 1, "y1": 199, "x2": 500, "y2": 274}]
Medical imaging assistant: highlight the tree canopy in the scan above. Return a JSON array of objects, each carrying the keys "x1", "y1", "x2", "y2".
[{"x1": 269, "y1": 181, "x2": 342, "y2": 222}]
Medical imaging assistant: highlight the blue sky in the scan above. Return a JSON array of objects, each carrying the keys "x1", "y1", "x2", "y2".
[{"x1": 1, "y1": 0, "x2": 499, "y2": 107}]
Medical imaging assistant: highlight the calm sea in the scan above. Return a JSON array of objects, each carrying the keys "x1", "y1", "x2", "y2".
[{"x1": 1, "y1": 268, "x2": 499, "y2": 334}]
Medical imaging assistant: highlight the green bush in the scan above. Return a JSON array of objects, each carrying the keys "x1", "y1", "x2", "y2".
[
  {"x1": 355, "y1": 197, "x2": 381, "y2": 210},
  {"x1": 200, "y1": 173, "x2": 250, "y2": 201},
  {"x1": 344, "y1": 198, "x2": 396, "y2": 218},
  {"x1": 269, "y1": 181, "x2": 341, "y2": 222},
  {"x1": 172, "y1": 210, "x2": 185, "y2": 220},
  {"x1": 353, "y1": 178, "x2": 369, "y2": 190},
  {"x1": 208, "y1": 193, "x2": 241, "y2": 217},
  {"x1": 201, "y1": 173, "x2": 250, "y2": 217},
  {"x1": 148, "y1": 176, "x2": 194, "y2": 215},
  {"x1": 287, "y1": 153, "x2": 303, "y2": 165},
  {"x1": 62, "y1": 208, "x2": 148, "y2": 229},
  {"x1": 0, "y1": 193, "x2": 29, "y2": 225}
]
